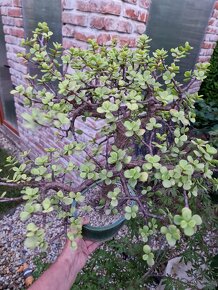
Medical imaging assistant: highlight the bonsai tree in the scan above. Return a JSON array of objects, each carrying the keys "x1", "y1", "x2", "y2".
[{"x1": 0, "y1": 23, "x2": 217, "y2": 269}]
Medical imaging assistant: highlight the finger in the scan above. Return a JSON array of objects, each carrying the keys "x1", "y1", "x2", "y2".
[
  {"x1": 87, "y1": 242, "x2": 101, "y2": 253},
  {"x1": 84, "y1": 239, "x2": 102, "y2": 248},
  {"x1": 84, "y1": 240, "x2": 96, "y2": 247},
  {"x1": 81, "y1": 216, "x2": 90, "y2": 225},
  {"x1": 68, "y1": 216, "x2": 90, "y2": 235}
]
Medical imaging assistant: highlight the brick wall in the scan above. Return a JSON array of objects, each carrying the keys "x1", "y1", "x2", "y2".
[
  {"x1": 1, "y1": 0, "x2": 26, "y2": 85},
  {"x1": 0, "y1": 0, "x2": 27, "y2": 144},
  {"x1": 0, "y1": 0, "x2": 151, "y2": 185},
  {"x1": 0, "y1": 0, "x2": 218, "y2": 179},
  {"x1": 189, "y1": 0, "x2": 218, "y2": 93},
  {"x1": 62, "y1": 0, "x2": 150, "y2": 49}
]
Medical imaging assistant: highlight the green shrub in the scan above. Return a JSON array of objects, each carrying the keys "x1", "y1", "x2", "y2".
[
  {"x1": 0, "y1": 23, "x2": 217, "y2": 288},
  {"x1": 0, "y1": 148, "x2": 22, "y2": 216},
  {"x1": 195, "y1": 42, "x2": 218, "y2": 146}
]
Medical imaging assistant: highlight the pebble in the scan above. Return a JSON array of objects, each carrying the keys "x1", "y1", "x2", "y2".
[
  {"x1": 0, "y1": 131, "x2": 65, "y2": 289},
  {"x1": 0, "y1": 204, "x2": 66, "y2": 290},
  {"x1": 0, "y1": 131, "x2": 129, "y2": 289}
]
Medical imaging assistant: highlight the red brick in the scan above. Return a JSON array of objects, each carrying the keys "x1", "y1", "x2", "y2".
[
  {"x1": 138, "y1": 0, "x2": 150, "y2": 9},
  {"x1": 100, "y1": 1, "x2": 121, "y2": 15},
  {"x1": 62, "y1": 24, "x2": 75, "y2": 37},
  {"x1": 199, "y1": 48, "x2": 214, "y2": 56},
  {"x1": 2, "y1": 16, "x2": 13, "y2": 25},
  {"x1": 8, "y1": 60, "x2": 27, "y2": 74},
  {"x1": 118, "y1": 35, "x2": 136, "y2": 47},
  {"x1": 90, "y1": 16, "x2": 105, "y2": 30},
  {"x1": 14, "y1": 18, "x2": 23, "y2": 27},
  {"x1": 8, "y1": 7, "x2": 22, "y2": 17},
  {"x1": 201, "y1": 41, "x2": 216, "y2": 49},
  {"x1": 7, "y1": 52, "x2": 23, "y2": 63},
  {"x1": 2, "y1": 16, "x2": 23, "y2": 27},
  {"x1": 74, "y1": 31, "x2": 95, "y2": 42},
  {"x1": 197, "y1": 56, "x2": 211, "y2": 63},
  {"x1": 208, "y1": 18, "x2": 216, "y2": 26},
  {"x1": 5, "y1": 35, "x2": 21, "y2": 45},
  {"x1": 1, "y1": 7, "x2": 8, "y2": 15},
  {"x1": 116, "y1": 20, "x2": 133, "y2": 33},
  {"x1": 62, "y1": 12, "x2": 87, "y2": 26},
  {"x1": 206, "y1": 26, "x2": 218, "y2": 34},
  {"x1": 9, "y1": 67, "x2": 26, "y2": 79},
  {"x1": 213, "y1": 10, "x2": 218, "y2": 18},
  {"x1": 97, "y1": 33, "x2": 112, "y2": 45},
  {"x1": 124, "y1": 7, "x2": 148, "y2": 22},
  {"x1": 135, "y1": 23, "x2": 146, "y2": 34},
  {"x1": 3, "y1": 26, "x2": 24, "y2": 37},
  {"x1": 90, "y1": 17, "x2": 132, "y2": 33},
  {"x1": 63, "y1": 38, "x2": 88, "y2": 49},
  {"x1": 1, "y1": 0, "x2": 12, "y2": 6},
  {"x1": 13, "y1": 0, "x2": 22, "y2": 7},
  {"x1": 104, "y1": 18, "x2": 118, "y2": 31},
  {"x1": 3, "y1": 26, "x2": 11, "y2": 35},
  {"x1": 77, "y1": 0, "x2": 121, "y2": 15},
  {"x1": 6, "y1": 44, "x2": 25, "y2": 54},
  {"x1": 76, "y1": 0, "x2": 99, "y2": 12},
  {"x1": 204, "y1": 33, "x2": 218, "y2": 42},
  {"x1": 90, "y1": 16, "x2": 117, "y2": 31},
  {"x1": 62, "y1": 0, "x2": 75, "y2": 9}
]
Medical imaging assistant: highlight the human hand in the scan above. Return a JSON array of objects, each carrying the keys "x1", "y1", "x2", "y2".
[
  {"x1": 28, "y1": 218, "x2": 100, "y2": 290},
  {"x1": 61, "y1": 218, "x2": 101, "y2": 273}
]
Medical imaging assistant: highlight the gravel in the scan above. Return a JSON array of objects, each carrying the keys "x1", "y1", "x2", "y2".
[
  {"x1": 77, "y1": 183, "x2": 126, "y2": 227},
  {"x1": 0, "y1": 203, "x2": 130, "y2": 290},
  {"x1": 0, "y1": 204, "x2": 66, "y2": 290},
  {"x1": 0, "y1": 130, "x2": 129, "y2": 289},
  {"x1": 0, "y1": 131, "x2": 65, "y2": 289},
  {"x1": 0, "y1": 129, "x2": 21, "y2": 158}
]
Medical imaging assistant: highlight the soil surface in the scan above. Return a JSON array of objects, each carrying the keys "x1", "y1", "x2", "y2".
[{"x1": 77, "y1": 183, "x2": 126, "y2": 227}]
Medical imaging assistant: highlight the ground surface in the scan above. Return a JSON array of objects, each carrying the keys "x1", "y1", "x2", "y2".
[
  {"x1": 0, "y1": 203, "x2": 150, "y2": 290},
  {"x1": 0, "y1": 204, "x2": 66, "y2": 290},
  {"x1": 0, "y1": 129, "x2": 161, "y2": 288},
  {"x1": 0, "y1": 130, "x2": 150, "y2": 290},
  {"x1": 0, "y1": 130, "x2": 217, "y2": 290},
  {"x1": 0, "y1": 141, "x2": 21, "y2": 216}
]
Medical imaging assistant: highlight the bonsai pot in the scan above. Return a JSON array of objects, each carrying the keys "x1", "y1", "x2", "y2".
[{"x1": 73, "y1": 180, "x2": 135, "y2": 241}]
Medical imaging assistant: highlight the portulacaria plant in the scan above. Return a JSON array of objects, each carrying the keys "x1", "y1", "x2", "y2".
[{"x1": 0, "y1": 22, "x2": 217, "y2": 267}]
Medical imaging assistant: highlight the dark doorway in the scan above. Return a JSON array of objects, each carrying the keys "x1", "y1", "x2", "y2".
[{"x1": 0, "y1": 16, "x2": 18, "y2": 132}]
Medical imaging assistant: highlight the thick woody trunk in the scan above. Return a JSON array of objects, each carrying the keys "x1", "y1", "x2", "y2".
[
  {"x1": 101, "y1": 121, "x2": 129, "y2": 197},
  {"x1": 114, "y1": 121, "x2": 129, "y2": 150}
]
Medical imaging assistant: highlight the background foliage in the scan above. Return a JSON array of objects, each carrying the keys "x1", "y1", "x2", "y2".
[
  {"x1": 1, "y1": 23, "x2": 218, "y2": 289},
  {"x1": 0, "y1": 148, "x2": 21, "y2": 216},
  {"x1": 31, "y1": 218, "x2": 217, "y2": 290},
  {"x1": 195, "y1": 42, "x2": 218, "y2": 147}
]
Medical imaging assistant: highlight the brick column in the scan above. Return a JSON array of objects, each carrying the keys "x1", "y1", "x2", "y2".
[
  {"x1": 62, "y1": 0, "x2": 150, "y2": 49},
  {"x1": 0, "y1": 0, "x2": 27, "y2": 136},
  {"x1": 1, "y1": 0, "x2": 26, "y2": 86},
  {"x1": 189, "y1": 0, "x2": 218, "y2": 93},
  {"x1": 60, "y1": 0, "x2": 151, "y2": 182}
]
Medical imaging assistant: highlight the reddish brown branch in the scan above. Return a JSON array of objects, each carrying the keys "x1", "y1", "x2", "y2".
[
  {"x1": 0, "y1": 197, "x2": 23, "y2": 203},
  {"x1": 120, "y1": 173, "x2": 164, "y2": 220}
]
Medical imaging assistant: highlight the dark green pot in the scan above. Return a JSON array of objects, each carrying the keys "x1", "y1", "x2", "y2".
[
  {"x1": 82, "y1": 217, "x2": 126, "y2": 241},
  {"x1": 73, "y1": 180, "x2": 135, "y2": 241}
]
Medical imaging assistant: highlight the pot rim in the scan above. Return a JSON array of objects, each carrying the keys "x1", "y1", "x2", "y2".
[{"x1": 72, "y1": 179, "x2": 135, "y2": 230}]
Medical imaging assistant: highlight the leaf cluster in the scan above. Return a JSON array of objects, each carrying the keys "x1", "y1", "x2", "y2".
[{"x1": 0, "y1": 22, "x2": 217, "y2": 273}]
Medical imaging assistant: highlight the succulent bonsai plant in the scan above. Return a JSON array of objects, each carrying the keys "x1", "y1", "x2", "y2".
[{"x1": 0, "y1": 22, "x2": 217, "y2": 267}]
